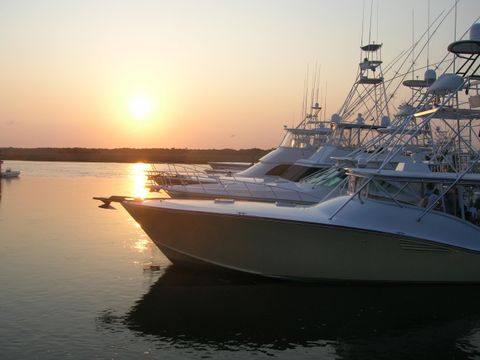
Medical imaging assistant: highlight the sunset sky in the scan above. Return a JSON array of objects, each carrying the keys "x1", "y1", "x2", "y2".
[{"x1": 0, "y1": 0, "x2": 478, "y2": 149}]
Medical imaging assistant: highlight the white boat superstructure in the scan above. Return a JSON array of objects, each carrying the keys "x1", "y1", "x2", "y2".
[{"x1": 236, "y1": 121, "x2": 331, "y2": 179}]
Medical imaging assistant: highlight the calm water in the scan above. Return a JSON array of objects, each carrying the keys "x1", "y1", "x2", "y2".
[{"x1": 2, "y1": 160, "x2": 480, "y2": 359}]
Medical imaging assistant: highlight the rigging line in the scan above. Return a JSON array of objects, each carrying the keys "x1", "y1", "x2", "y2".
[
  {"x1": 382, "y1": 7, "x2": 445, "y2": 88},
  {"x1": 381, "y1": 8, "x2": 456, "y2": 117},
  {"x1": 388, "y1": 3, "x2": 469, "y2": 102},
  {"x1": 380, "y1": 80, "x2": 464, "y2": 170}
]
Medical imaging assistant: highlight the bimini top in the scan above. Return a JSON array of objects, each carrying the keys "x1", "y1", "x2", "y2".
[
  {"x1": 448, "y1": 40, "x2": 480, "y2": 55},
  {"x1": 448, "y1": 23, "x2": 480, "y2": 55},
  {"x1": 360, "y1": 43, "x2": 382, "y2": 52},
  {"x1": 284, "y1": 127, "x2": 331, "y2": 135},
  {"x1": 335, "y1": 122, "x2": 385, "y2": 130}
]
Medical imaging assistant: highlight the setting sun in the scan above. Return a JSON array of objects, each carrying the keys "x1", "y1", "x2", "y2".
[{"x1": 129, "y1": 96, "x2": 153, "y2": 120}]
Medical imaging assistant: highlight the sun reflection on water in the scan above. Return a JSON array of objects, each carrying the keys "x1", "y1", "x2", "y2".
[
  {"x1": 127, "y1": 163, "x2": 154, "y2": 254},
  {"x1": 129, "y1": 163, "x2": 150, "y2": 199}
]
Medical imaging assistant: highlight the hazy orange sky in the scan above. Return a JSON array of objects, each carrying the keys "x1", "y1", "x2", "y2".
[{"x1": 0, "y1": 0, "x2": 478, "y2": 149}]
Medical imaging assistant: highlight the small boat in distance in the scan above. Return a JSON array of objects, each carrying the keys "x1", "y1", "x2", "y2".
[
  {"x1": 0, "y1": 160, "x2": 20, "y2": 179},
  {"x1": 1, "y1": 168, "x2": 20, "y2": 178}
]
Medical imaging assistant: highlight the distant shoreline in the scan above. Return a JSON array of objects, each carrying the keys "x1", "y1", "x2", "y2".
[{"x1": 0, "y1": 147, "x2": 271, "y2": 164}]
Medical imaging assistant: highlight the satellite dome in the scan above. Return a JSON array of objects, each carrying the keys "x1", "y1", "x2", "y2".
[
  {"x1": 470, "y1": 23, "x2": 480, "y2": 41},
  {"x1": 356, "y1": 113, "x2": 365, "y2": 125},
  {"x1": 381, "y1": 116, "x2": 391, "y2": 127},
  {"x1": 331, "y1": 113, "x2": 342, "y2": 123},
  {"x1": 428, "y1": 73, "x2": 464, "y2": 95},
  {"x1": 424, "y1": 69, "x2": 437, "y2": 83}
]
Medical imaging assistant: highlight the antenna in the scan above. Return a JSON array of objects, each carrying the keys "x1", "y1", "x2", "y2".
[
  {"x1": 316, "y1": 65, "x2": 321, "y2": 104},
  {"x1": 453, "y1": 0, "x2": 458, "y2": 72},
  {"x1": 323, "y1": 82, "x2": 328, "y2": 121},
  {"x1": 361, "y1": 0, "x2": 366, "y2": 47},
  {"x1": 305, "y1": 66, "x2": 310, "y2": 119},
  {"x1": 411, "y1": 8, "x2": 415, "y2": 99},
  {"x1": 427, "y1": 0, "x2": 430, "y2": 69},
  {"x1": 301, "y1": 68, "x2": 308, "y2": 121},
  {"x1": 310, "y1": 62, "x2": 317, "y2": 110},
  {"x1": 368, "y1": 0, "x2": 374, "y2": 45},
  {"x1": 454, "y1": 0, "x2": 458, "y2": 42}
]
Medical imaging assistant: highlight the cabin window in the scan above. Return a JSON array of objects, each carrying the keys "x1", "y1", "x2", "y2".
[
  {"x1": 265, "y1": 164, "x2": 291, "y2": 176},
  {"x1": 280, "y1": 165, "x2": 321, "y2": 181}
]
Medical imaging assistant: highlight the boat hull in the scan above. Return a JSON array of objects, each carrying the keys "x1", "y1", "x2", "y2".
[{"x1": 122, "y1": 201, "x2": 480, "y2": 283}]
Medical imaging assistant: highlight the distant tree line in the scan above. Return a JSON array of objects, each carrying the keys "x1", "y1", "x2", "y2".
[{"x1": 0, "y1": 147, "x2": 271, "y2": 164}]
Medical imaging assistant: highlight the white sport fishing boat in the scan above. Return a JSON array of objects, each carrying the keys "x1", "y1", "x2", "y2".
[
  {"x1": 0, "y1": 161, "x2": 20, "y2": 179},
  {"x1": 98, "y1": 24, "x2": 480, "y2": 283}
]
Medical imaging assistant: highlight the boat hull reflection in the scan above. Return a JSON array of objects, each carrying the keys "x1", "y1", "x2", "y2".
[{"x1": 124, "y1": 266, "x2": 480, "y2": 357}]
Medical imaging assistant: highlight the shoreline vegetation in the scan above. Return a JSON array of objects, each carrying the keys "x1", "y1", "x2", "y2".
[{"x1": 0, "y1": 147, "x2": 271, "y2": 164}]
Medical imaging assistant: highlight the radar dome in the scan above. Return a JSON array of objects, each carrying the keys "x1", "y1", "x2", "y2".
[
  {"x1": 356, "y1": 113, "x2": 365, "y2": 125},
  {"x1": 428, "y1": 73, "x2": 464, "y2": 95},
  {"x1": 331, "y1": 113, "x2": 342, "y2": 123},
  {"x1": 470, "y1": 23, "x2": 480, "y2": 41},
  {"x1": 381, "y1": 116, "x2": 391, "y2": 127},
  {"x1": 424, "y1": 69, "x2": 437, "y2": 83}
]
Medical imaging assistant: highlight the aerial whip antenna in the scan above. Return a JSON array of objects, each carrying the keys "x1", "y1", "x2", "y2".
[
  {"x1": 453, "y1": 0, "x2": 458, "y2": 72},
  {"x1": 411, "y1": 9, "x2": 415, "y2": 98},
  {"x1": 316, "y1": 65, "x2": 321, "y2": 105},
  {"x1": 368, "y1": 0, "x2": 374, "y2": 45},
  {"x1": 323, "y1": 82, "x2": 328, "y2": 121},
  {"x1": 427, "y1": 0, "x2": 430, "y2": 69},
  {"x1": 361, "y1": 0, "x2": 365, "y2": 46},
  {"x1": 302, "y1": 66, "x2": 309, "y2": 120}
]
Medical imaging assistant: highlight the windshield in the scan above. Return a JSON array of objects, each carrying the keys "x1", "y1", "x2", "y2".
[
  {"x1": 302, "y1": 167, "x2": 347, "y2": 187},
  {"x1": 280, "y1": 130, "x2": 327, "y2": 149},
  {"x1": 349, "y1": 175, "x2": 480, "y2": 226}
]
